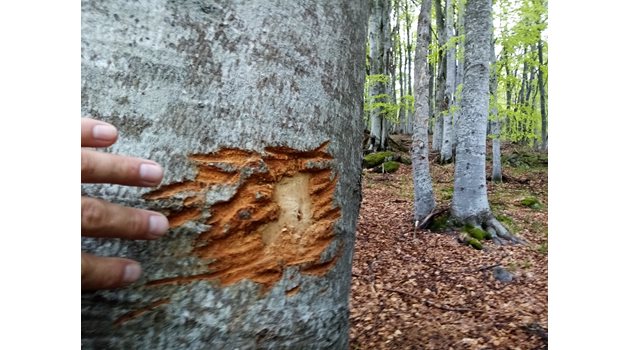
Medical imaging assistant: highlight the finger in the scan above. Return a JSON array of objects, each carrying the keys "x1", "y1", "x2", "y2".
[
  {"x1": 82, "y1": 149, "x2": 164, "y2": 186},
  {"x1": 81, "y1": 197, "x2": 169, "y2": 239},
  {"x1": 81, "y1": 252, "x2": 142, "y2": 291},
  {"x1": 82, "y1": 118, "x2": 118, "y2": 147}
]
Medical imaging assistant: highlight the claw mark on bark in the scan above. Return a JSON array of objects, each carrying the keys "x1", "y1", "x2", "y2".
[
  {"x1": 285, "y1": 285, "x2": 301, "y2": 297},
  {"x1": 113, "y1": 298, "x2": 170, "y2": 326},
  {"x1": 145, "y1": 141, "x2": 341, "y2": 293}
]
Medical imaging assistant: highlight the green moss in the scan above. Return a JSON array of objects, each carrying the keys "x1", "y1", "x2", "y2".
[
  {"x1": 429, "y1": 213, "x2": 450, "y2": 231},
  {"x1": 382, "y1": 161, "x2": 400, "y2": 173},
  {"x1": 362, "y1": 151, "x2": 394, "y2": 168},
  {"x1": 537, "y1": 242, "x2": 548, "y2": 255},
  {"x1": 440, "y1": 187, "x2": 453, "y2": 200},
  {"x1": 399, "y1": 155, "x2": 412, "y2": 165},
  {"x1": 521, "y1": 196, "x2": 542, "y2": 209},
  {"x1": 468, "y1": 238, "x2": 483, "y2": 250},
  {"x1": 496, "y1": 214, "x2": 513, "y2": 225},
  {"x1": 464, "y1": 224, "x2": 491, "y2": 240}
]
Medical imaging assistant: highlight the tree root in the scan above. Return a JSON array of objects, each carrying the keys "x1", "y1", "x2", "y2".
[{"x1": 466, "y1": 213, "x2": 526, "y2": 245}]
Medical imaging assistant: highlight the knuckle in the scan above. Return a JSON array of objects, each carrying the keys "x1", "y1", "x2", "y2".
[
  {"x1": 81, "y1": 254, "x2": 91, "y2": 281},
  {"x1": 127, "y1": 210, "x2": 148, "y2": 236},
  {"x1": 82, "y1": 198, "x2": 106, "y2": 229},
  {"x1": 81, "y1": 151, "x2": 94, "y2": 178}
]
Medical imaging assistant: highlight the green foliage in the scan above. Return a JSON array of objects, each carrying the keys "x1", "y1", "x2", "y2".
[
  {"x1": 362, "y1": 151, "x2": 394, "y2": 169},
  {"x1": 493, "y1": 0, "x2": 548, "y2": 146},
  {"x1": 364, "y1": 74, "x2": 415, "y2": 126}
]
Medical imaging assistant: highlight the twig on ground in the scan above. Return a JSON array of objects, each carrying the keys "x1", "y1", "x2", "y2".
[{"x1": 383, "y1": 287, "x2": 483, "y2": 313}]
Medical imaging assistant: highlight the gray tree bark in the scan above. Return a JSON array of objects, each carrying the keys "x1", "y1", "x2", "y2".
[
  {"x1": 412, "y1": 0, "x2": 436, "y2": 222},
  {"x1": 432, "y1": 0, "x2": 445, "y2": 153},
  {"x1": 440, "y1": 0, "x2": 455, "y2": 163},
  {"x1": 81, "y1": 1, "x2": 367, "y2": 348},
  {"x1": 537, "y1": 38, "x2": 547, "y2": 151},
  {"x1": 452, "y1": 0, "x2": 465, "y2": 151},
  {"x1": 452, "y1": 0, "x2": 518, "y2": 244},
  {"x1": 368, "y1": 0, "x2": 391, "y2": 151},
  {"x1": 405, "y1": 0, "x2": 414, "y2": 136},
  {"x1": 490, "y1": 34, "x2": 502, "y2": 183},
  {"x1": 396, "y1": 0, "x2": 407, "y2": 134}
]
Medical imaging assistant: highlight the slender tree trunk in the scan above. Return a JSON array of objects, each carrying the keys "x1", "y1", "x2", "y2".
[
  {"x1": 405, "y1": 0, "x2": 413, "y2": 136},
  {"x1": 537, "y1": 38, "x2": 547, "y2": 150},
  {"x1": 368, "y1": 0, "x2": 390, "y2": 151},
  {"x1": 503, "y1": 52, "x2": 514, "y2": 142},
  {"x1": 81, "y1": 1, "x2": 367, "y2": 348},
  {"x1": 412, "y1": 0, "x2": 436, "y2": 222},
  {"x1": 452, "y1": 0, "x2": 518, "y2": 244},
  {"x1": 392, "y1": 1, "x2": 400, "y2": 134},
  {"x1": 428, "y1": 61, "x2": 435, "y2": 134},
  {"x1": 517, "y1": 47, "x2": 528, "y2": 106},
  {"x1": 452, "y1": 0, "x2": 465, "y2": 150},
  {"x1": 490, "y1": 35, "x2": 502, "y2": 183},
  {"x1": 440, "y1": 0, "x2": 455, "y2": 163},
  {"x1": 397, "y1": 0, "x2": 406, "y2": 135},
  {"x1": 432, "y1": 0, "x2": 445, "y2": 152}
]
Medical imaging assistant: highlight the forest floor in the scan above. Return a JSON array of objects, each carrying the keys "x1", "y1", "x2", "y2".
[{"x1": 349, "y1": 142, "x2": 548, "y2": 350}]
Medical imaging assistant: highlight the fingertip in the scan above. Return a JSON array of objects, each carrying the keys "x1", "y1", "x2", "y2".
[
  {"x1": 122, "y1": 262, "x2": 142, "y2": 283},
  {"x1": 92, "y1": 124, "x2": 118, "y2": 142},
  {"x1": 139, "y1": 162, "x2": 164, "y2": 185},
  {"x1": 148, "y1": 214, "x2": 170, "y2": 238}
]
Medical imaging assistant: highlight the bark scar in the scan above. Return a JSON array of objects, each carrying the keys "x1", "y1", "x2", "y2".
[{"x1": 144, "y1": 141, "x2": 341, "y2": 293}]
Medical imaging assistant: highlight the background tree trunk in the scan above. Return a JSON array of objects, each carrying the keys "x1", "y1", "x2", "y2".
[
  {"x1": 440, "y1": 0, "x2": 455, "y2": 163},
  {"x1": 490, "y1": 34, "x2": 502, "y2": 183},
  {"x1": 81, "y1": 1, "x2": 367, "y2": 348},
  {"x1": 412, "y1": 0, "x2": 436, "y2": 222},
  {"x1": 368, "y1": 0, "x2": 387, "y2": 150},
  {"x1": 537, "y1": 38, "x2": 547, "y2": 151},
  {"x1": 432, "y1": 0, "x2": 446, "y2": 153},
  {"x1": 452, "y1": 0, "x2": 465, "y2": 150}
]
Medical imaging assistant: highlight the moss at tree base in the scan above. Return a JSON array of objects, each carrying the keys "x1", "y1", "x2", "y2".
[
  {"x1": 381, "y1": 161, "x2": 400, "y2": 173},
  {"x1": 362, "y1": 151, "x2": 394, "y2": 168}
]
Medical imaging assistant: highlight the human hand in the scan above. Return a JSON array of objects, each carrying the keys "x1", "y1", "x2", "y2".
[{"x1": 81, "y1": 118, "x2": 169, "y2": 291}]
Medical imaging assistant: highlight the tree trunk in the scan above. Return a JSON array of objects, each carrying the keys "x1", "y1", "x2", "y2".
[
  {"x1": 81, "y1": 1, "x2": 367, "y2": 348},
  {"x1": 405, "y1": 0, "x2": 414, "y2": 136},
  {"x1": 452, "y1": 0, "x2": 465, "y2": 150},
  {"x1": 369, "y1": 0, "x2": 390, "y2": 151},
  {"x1": 432, "y1": 0, "x2": 445, "y2": 153},
  {"x1": 490, "y1": 34, "x2": 502, "y2": 183},
  {"x1": 412, "y1": 0, "x2": 436, "y2": 222},
  {"x1": 452, "y1": 0, "x2": 518, "y2": 244},
  {"x1": 537, "y1": 38, "x2": 547, "y2": 151},
  {"x1": 396, "y1": 0, "x2": 406, "y2": 135},
  {"x1": 440, "y1": 0, "x2": 455, "y2": 163}
]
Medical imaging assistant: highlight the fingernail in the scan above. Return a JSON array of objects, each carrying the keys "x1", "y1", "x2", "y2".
[
  {"x1": 92, "y1": 124, "x2": 118, "y2": 141},
  {"x1": 139, "y1": 163, "x2": 163, "y2": 184},
  {"x1": 123, "y1": 263, "x2": 142, "y2": 283},
  {"x1": 149, "y1": 215, "x2": 169, "y2": 237}
]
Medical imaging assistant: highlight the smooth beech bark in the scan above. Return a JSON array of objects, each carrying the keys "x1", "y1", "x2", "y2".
[
  {"x1": 452, "y1": 0, "x2": 519, "y2": 244},
  {"x1": 81, "y1": 1, "x2": 367, "y2": 348},
  {"x1": 411, "y1": 0, "x2": 436, "y2": 222}
]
